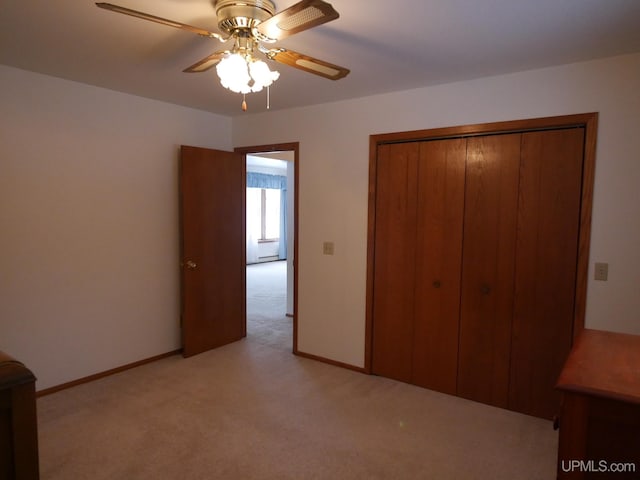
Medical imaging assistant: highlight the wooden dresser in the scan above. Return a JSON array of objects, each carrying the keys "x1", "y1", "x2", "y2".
[
  {"x1": 556, "y1": 329, "x2": 640, "y2": 479},
  {"x1": 0, "y1": 351, "x2": 39, "y2": 480}
]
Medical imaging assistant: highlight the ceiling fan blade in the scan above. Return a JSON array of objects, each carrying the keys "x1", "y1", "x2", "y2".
[
  {"x1": 267, "y1": 48, "x2": 349, "y2": 80},
  {"x1": 256, "y1": 0, "x2": 339, "y2": 41},
  {"x1": 183, "y1": 51, "x2": 227, "y2": 73},
  {"x1": 95, "y1": 3, "x2": 227, "y2": 41}
]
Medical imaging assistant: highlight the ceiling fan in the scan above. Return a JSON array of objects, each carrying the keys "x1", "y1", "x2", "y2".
[{"x1": 96, "y1": 0, "x2": 350, "y2": 110}]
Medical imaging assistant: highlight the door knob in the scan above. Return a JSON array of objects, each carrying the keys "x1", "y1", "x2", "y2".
[{"x1": 185, "y1": 260, "x2": 197, "y2": 270}]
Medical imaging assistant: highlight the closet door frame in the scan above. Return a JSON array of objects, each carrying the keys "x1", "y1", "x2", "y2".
[{"x1": 365, "y1": 112, "x2": 598, "y2": 373}]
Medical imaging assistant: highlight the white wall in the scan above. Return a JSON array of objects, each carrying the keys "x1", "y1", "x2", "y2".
[
  {"x1": 0, "y1": 65, "x2": 232, "y2": 390},
  {"x1": 2, "y1": 52, "x2": 638, "y2": 389},
  {"x1": 233, "y1": 53, "x2": 640, "y2": 369}
]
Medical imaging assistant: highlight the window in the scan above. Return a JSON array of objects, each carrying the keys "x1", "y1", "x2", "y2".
[
  {"x1": 247, "y1": 187, "x2": 280, "y2": 241},
  {"x1": 262, "y1": 188, "x2": 280, "y2": 240}
]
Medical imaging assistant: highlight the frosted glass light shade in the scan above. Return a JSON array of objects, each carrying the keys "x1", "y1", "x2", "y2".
[
  {"x1": 248, "y1": 60, "x2": 280, "y2": 92},
  {"x1": 216, "y1": 53, "x2": 279, "y2": 94},
  {"x1": 216, "y1": 54, "x2": 251, "y2": 93}
]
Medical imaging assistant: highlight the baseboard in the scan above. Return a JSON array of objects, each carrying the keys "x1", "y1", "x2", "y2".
[
  {"x1": 294, "y1": 350, "x2": 367, "y2": 374},
  {"x1": 36, "y1": 349, "x2": 182, "y2": 397},
  {"x1": 38, "y1": 348, "x2": 366, "y2": 396}
]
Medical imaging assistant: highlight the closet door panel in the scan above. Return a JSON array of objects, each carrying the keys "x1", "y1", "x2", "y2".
[
  {"x1": 458, "y1": 134, "x2": 521, "y2": 408},
  {"x1": 371, "y1": 143, "x2": 419, "y2": 383},
  {"x1": 412, "y1": 139, "x2": 466, "y2": 394},
  {"x1": 509, "y1": 128, "x2": 585, "y2": 419}
]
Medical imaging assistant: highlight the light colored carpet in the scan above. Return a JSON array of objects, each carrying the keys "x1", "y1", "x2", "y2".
[
  {"x1": 36, "y1": 263, "x2": 558, "y2": 479},
  {"x1": 246, "y1": 261, "x2": 292, "y2": 352}
]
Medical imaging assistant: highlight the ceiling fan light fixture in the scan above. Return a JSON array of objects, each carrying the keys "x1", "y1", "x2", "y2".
[
  {"x1": 216, "y1": 53, "x2": 280, "y2": 94},
  {"x1": 97, "y1": 0, "x2": 350, "y2": 109},
  {"x1": 216, "y1": 53, "x2": 251, "y2": 93},
  {"x1": 215, "y1": 0, "x2": 276, "y2": 34},
  {"x1": 248, "y1": 59, "x2": 280, "y2": 92}
]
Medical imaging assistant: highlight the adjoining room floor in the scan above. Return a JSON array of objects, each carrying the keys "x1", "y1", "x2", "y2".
[{"x1": 247, "y1": 260, "x2": 292, "y2": 352}]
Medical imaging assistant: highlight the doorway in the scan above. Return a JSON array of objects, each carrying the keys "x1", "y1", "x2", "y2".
[{"x1": 236, "y1": 143, "x2": 299, "y2": 354}]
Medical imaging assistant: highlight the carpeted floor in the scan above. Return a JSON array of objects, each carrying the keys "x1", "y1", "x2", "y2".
[
  {"x1": 36, "y1": 262, "x2": 558, "y2": 479},
  {"x1": 246, "y1": 260, "x2": 292, "y2": 352}
]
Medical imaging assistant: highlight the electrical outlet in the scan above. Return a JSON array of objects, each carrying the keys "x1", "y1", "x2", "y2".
[
  {"x1": 594, "y1": 262, "x2": 608, "y2": 281},
  {"x1": 323, "y1": 241, "x2": 335, "y2": 255}
]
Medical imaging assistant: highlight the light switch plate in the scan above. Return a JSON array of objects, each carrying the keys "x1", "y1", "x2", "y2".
[{"x1": 594, "y1": 262, "x2": 608, "y2": 281}]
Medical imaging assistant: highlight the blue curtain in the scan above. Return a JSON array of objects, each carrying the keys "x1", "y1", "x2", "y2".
[
  {"x1": 246, "y1": 172, "x2": 287, "y2": 260},
  {"x1": 278, "y1": 188, "x2": 287, "y2": 259},
  {"x1": 246, "y1": 172, "x2": 286, "y2": 189}
]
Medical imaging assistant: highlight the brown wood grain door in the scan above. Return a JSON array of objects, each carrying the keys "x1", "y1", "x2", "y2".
[
  {"x1": 509, "y1": 128, "x2": 585, "y2": 419},
  {"x1": 368, "y1": 115, "x2": 596, "y2": 419},
  {"x1": 412, "y1": 138, "x2": 466, "y2": 394},
  {"x1": 371, "y1": 143, "x2": 419, "y2": 383},
  {"x1": 457, "y1": 134, "x2": 521, "y2": 408},
  {"x1": 180, "y1": 145, "x2": 245, "y2": 358}
]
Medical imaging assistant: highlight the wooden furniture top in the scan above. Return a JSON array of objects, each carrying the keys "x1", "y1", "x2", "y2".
[
  {"x1": 0, "y1": 351, "x2": 36, "y2": 390},
  {"x1": 556, "y1": 329, "x2": 640, "y2": 405}
]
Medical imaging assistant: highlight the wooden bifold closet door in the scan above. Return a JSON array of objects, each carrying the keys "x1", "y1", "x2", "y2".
[
  {"x1": 508, "y1": 128, "x2": 584, "y2": 418},
  {"x1": 371, "y1": 139, "x2": 465, "y2": 394},
  {"x1": 457, "y1": 133, "x2": 521, "y2": 409},
  {"x1": 370, "y1": 124, "x2": 586, "y2": 419},
  {"x1": 371, "y1": 142, "x2": 420, "y2": 383},
  {"x1": 412, "y1": 139, "x2": 466, "y2": 395}
]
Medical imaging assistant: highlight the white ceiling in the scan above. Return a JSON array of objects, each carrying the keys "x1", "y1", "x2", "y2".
[
  {"x1": 1, "y1": 0, "x2": 639, "y2": 117},
  {"x1": 247, "y1": 154, "x2": 289, "y2": 169}
]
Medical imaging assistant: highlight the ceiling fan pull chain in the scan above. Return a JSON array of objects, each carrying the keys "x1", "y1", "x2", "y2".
[
  {"x1": 242, "y1": 94, "x2": 247, "y2": 112},
  {"x1": 267, "y1": 85, "x2": 271, "y2": 110}
]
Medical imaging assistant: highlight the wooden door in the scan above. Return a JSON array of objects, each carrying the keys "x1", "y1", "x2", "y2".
[
  {"x1": 509, "y1": 128, "x2": 585, "y2": 419},
  {"x1": 412, "y1": 138, "x2": 466, "y2": 394},
  {"x1": 180, "y1": 145, "x2": 246, "y2": 357},
  {"x1": 368, "y1": 115, "x2": 596, "y2": 420},
  {"x1": 457, "y1": 134, "x2": 521, "y2": 408},
  {"x1": 371, "y1": 143, "x2": 419, "y2": 383}
]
